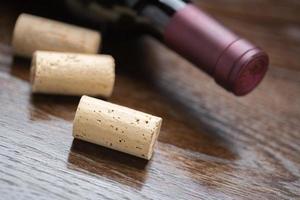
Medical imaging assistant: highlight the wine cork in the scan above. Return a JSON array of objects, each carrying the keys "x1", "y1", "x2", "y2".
[
  {"x1": 12, "y1": 13, "x2": 101, "y2": 58},
  {"x1": 31, "y1": 51, "x2": 115, "y2": 97},
  {"x1": 73, "y1": 96, "x2": 162, "y2": 160}
]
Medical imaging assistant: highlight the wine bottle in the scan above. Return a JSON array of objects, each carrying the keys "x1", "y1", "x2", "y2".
[{"x1": 67, "y1": 0, "x2": 269, "y2": 96}]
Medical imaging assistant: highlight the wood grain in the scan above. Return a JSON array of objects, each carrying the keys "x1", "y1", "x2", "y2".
[{"x1": 0, "y1": 0, "x2": 300, "y2": 199}]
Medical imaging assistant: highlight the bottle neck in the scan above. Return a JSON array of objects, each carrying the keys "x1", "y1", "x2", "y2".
[
  {"x1": 135, "y1": 0, "x2": 189, "y2": 34},
  {"x1": 138, "y1": 0, "x2": 187, "y2": 14}
]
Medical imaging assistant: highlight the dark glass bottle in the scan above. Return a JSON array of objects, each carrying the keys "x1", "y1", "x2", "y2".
[{"x1": 66, "y1": 0, "x2": 269, "y2": 96}]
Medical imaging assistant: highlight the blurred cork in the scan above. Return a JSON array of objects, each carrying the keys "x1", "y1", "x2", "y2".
[{"x1": 12, "y1": 13, "x2": 101, "y2": 58}]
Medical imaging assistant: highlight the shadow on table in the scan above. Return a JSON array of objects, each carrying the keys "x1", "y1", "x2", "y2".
[
  {"x1": 10, "y1": 56, "x2": 31, "y2": 81},
  {"x1": 105, "y1": 36, "x2": 238, "y2": 161},
  {"x1": 0, "y1": 43, "x2": 13, "y2": 67},
  {"x1": 9, "y1": 56, "x2": 105, "y2": 122},
  {"x1": 67, "y1": 139, "x2": 149, "y2": 190},
  {"x1": 29, "y1": 94, "x2": 80, "y2": 121}
]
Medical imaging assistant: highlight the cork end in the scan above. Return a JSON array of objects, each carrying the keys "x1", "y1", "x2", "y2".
[
  {"x1": 12, "y1": 13, "x2": 29, "y2": 58},
  {"x1": 30, "y1": 51, "x2": 38, "y2": 92},
  {"x1": 94, "y1": 32, "x2": 102, "y2": 54},
  {"x1": 101, "y1": 55, "x2": 116, "y2": 98},
  {"x1": 72, "y1": 95, "x2": 87, "y2": 138},
  {"x1": 84, "y1": 31, "x2": 102, "y2": 54},
  {"x1": 146, "y1": 117, "x2": 163, "y2": 160}
]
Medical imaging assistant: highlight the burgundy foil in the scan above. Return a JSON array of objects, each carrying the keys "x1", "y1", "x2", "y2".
[{"x1": 164, "y1": 4, "x2": 269, "y2": 96}]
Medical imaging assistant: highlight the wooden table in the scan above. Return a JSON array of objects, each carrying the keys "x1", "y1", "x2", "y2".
[{"x1": 1, "y1": 1, "x2": 299, "y2": 199}]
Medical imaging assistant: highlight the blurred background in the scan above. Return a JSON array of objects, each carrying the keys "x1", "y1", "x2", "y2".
[{"x1": 0, "y1": 0, "x2": 299, "y2": 199}]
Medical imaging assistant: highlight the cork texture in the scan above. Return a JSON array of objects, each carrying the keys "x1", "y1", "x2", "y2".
[
  {"x1": 12, "y1": 13, "x2": 101, "y2": 58},
  {"x1": 73, "y1": 96, "x2": 162, "y2": 160},
  {"x1": 31, "y1": 51, "x2": 115, "y2": 97}
]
